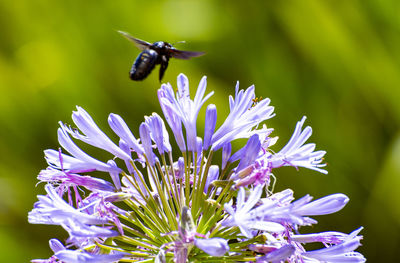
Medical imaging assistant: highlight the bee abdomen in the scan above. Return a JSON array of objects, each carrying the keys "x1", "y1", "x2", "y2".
[{"x1": 130, "y1": 49, "x2": 158, "y2": 81}]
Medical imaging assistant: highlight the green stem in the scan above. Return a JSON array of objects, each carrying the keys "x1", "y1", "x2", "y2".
[
  {"x1": 154, "y1": 160, "x2": 178, "y2": 230},
  {"x1": 168, "y1": 152, "x2": 182, "y2": 217},
  {"x1": 161, "y1": 154, "x2": 180, "y2": 217},
  {"x1": 183, "y1": 151, "x2": 191, "y2": 206},
  {"x1": 193, "y1": 150, "x2": 213, "y2": 220}
]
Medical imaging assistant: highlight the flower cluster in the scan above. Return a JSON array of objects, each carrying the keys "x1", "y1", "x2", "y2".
[{"x1": 29, "y1": 73, "x2": 365, "y2": 262}]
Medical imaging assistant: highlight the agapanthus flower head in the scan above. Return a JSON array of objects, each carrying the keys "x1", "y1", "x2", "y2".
[{"x1": 29, "y1": 73, "x2": 365, "y2": 263}]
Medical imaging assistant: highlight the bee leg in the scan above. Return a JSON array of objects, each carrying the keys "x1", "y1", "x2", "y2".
[{"x1": 159, "y1": 56, "x2": 169, "y2": 82}]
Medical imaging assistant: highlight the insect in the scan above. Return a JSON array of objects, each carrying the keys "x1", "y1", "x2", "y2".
[{"x1": 118, "y1": 31, "x2": 205, "y2": 82}]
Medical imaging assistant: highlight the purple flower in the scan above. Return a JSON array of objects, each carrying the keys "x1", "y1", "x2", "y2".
[
  {"x1": 61, "y1": 106, "x2": 131, "y2": 161},
  {"x1": 158, "y1": 74, "x2": 213, "y2": 152},
  {"x1": 194, "y1": 237, "x2": 229, "y2": 256},
  {"x1": 32, "y1": 238, "x2": 124, "y2": 263},
  {"x1": 28, "y1": 184, "x2": 108, "y2": 226},
  {"x1": 144, "y1": 113, "x2": 172, "y2": 154},
  {"x1": 291, "y1": 193, "x2": 349, "y2": 216},
  {"x1": 31, "y1": 239, "x2": 65, "y2": 263},
  {"x1": 38, "y1": 168, "x2": 116, "y2": 192},
  {"x1": 257, "y1": 244, "x2": 296, "y2": 262},
  {"x1": 234, "y1": 160, "x2": 270, "y2": 188},
  {"x1": 47, "y1": 128, "x2": 121, "y2": 174},
  {"x1": 221, "y1": 142, "x2": 231, "y2": 170},
  {"x1": 224, "y1": 186, "x2": 350, "y2": 235},
  {"x1": 108, "y1": 113, "x2": 144, "y2": 155},
  {"x1": 139, "y1": 122, "x2": 156, "y2": 166},
  {"x1": 204, "y1": 165, "x2": 219, "y2": 193},
  {"x1": 269, "y1": 116, "x2": 327, "y2": 174},
  {"x1": 211, "y1": 82, "x2": 275, "y2": 150},
  {"x1": 49, "y1": 239, "x2": 65, "y2": 253},
  {"x1": 222, "y1": 185, "x2": 286, "y2": 237},
  {"x1": 233, "y1": 134, "x2": 261, "y2": 174},
  {"x1": 203, "y1": 104, "x2": 217, "y2": 150},
  {"x1": 62, "y1": 218, "x2": 119, "y2": 238},
  {"x1": 257, "y1": 192, "x2": 349, "y2": 226},
  {"x1": 55, "y1": 249, "x2": 124, "y2": 263},
  {"x1": 158, "y1": 85, "x2": 186, "y2": 151},
  {"x1": 292, "y1": 228, "x2": 360, "y2": 244},
  {"x1": 29, "y1": 73, "x2": 365, "y2": 262},
  {"x1": 107, "y1": 160, "x2": 122, "y2": 190},
  {"x1": 301, "y1": 228, "x2": 365, "y2": 262}
]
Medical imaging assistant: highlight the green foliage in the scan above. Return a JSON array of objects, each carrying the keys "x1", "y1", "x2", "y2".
[{"x1": 0, "y1": 0, "x2": 398, "y2": 262}]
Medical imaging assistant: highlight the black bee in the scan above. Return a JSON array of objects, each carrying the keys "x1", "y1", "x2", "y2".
[{"x1": 118, "y1": 31, "x2": 205, "y2": 82}]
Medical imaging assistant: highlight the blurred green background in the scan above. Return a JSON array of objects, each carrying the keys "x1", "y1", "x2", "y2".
[{"x1": 1, "y1": 0, "x2": 399, "y2": 262}]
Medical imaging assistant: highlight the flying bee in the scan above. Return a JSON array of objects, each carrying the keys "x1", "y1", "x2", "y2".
[{"x1": 118, "y1": 31, "x2": 205, "y2": 82}]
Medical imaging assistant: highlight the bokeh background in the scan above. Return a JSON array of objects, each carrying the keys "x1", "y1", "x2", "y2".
[{"x1": 1, "y1": 0, "x2": 399, "y2": 262}]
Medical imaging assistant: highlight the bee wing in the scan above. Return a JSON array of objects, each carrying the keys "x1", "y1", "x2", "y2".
[
  {"x1": 118, "y1": 31, "x2": 151, "y2": 50},
  {"x1": 169, "y1": 49, "x2": 205, "y2": 60}
]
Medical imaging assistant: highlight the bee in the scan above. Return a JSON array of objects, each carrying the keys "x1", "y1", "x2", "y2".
[{"x1": 118, "y1": 31, "x2": 205, "y2": 82}]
